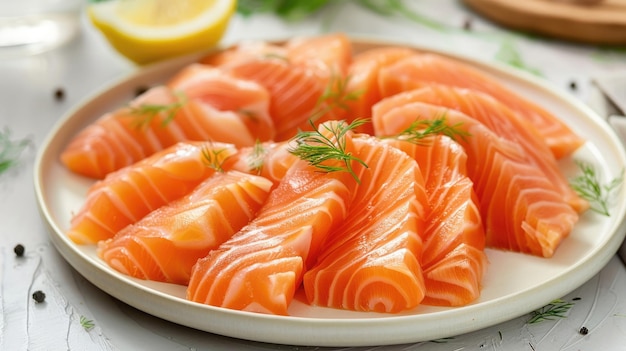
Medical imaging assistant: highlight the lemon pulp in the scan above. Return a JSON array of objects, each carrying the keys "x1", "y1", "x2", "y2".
[{"x1": 89, "y1": 0, "x2": 236, "y2": 65}]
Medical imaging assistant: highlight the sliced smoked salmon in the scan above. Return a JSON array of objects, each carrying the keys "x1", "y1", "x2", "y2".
[
  {"x1": 373, "y1": 101, "x2": 579, "y2": 258},
  {"x1": 186, "y1": 160, "x2": 353, "y2": 315},
  {"x1": 97, "y1": 171, "x2": 273, "y2": 285},
  {"x1": 223, "y1": 141, "x2": 299, "y2": 187},
  {"x1": 67, "y1": 141, "x2": 238, "y2": 245},
  {"x1": 373, "y1": 86, "x2": 588, "y2": 213},
  {"x1": 378, "y1": 53, "x2": 585, "y2": 159},
  {"x1": 186, "y1": 121, "x2": 358, "y2": 315},
  {"x1": 343, "y1": 46, "x2": 416, "y2": 134},
  {"x1": 61, "y1": 68, "x2": 273, "y2": 179},
  {"x1": 384, "y1": 136, "x2": 487, "y2": 306},
  {"x1": 303, "y1": 135, "x2": 429, "y2": 313}
]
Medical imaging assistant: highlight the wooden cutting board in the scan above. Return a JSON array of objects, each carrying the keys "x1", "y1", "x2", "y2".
[{"x1": 462, "y1": 0, "x2": 626, "y2": 45}]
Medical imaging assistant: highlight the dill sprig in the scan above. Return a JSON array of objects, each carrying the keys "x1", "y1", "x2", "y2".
[
  {"x1": 355, "y1": 0, "x2": 448, "y2": 32},
  {"x1": 79, "y1": 315, "x2": 95, "y2": 331},
  {"x1": 129, "y1": 91, "x2": 187, "y2": 129},
  {"x1": 237, "y1": 0, "x2": 332, "y2": 21},
  {"x1": 0, "y1": 127, "x2": 32, "y2": 175},
  {"x1": 310, "y1": 74, "x2": 362, "y2": 124},
  {"x1": 527, "y1": 299, "x2": 574, "y2": 324},
  {"x1": 201, "y1": 143, "x2": 232, "y2": 173},
  {"x1": 570, "y1": 160, "x2": 623, "y2": 216},
  {"x1": 289, "y1": 119, "x2": 368, "y2": 183},
  {"x1": 247, "y1": 140, "x2": 268, "y2": 174},
  {"x1": 384, "y1": 116, "x2": 470, "y2": 145}
]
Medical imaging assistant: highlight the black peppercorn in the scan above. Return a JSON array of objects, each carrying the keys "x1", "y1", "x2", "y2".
[
  {"x1": 54, "y1": 87, "x2": 65, "y2": 101},
  {"x1": 569, "y1": 81, "x2": 577, "y2": 91},
  {"x1": 32, "y1": 290, "x2": 46, "y2": 303},
  {"x1": 14, "y1": 244, "x2": 24, "y2": 257},
  {"x1": 579, "y1": 326, "x2": 589, "y2": 335}
]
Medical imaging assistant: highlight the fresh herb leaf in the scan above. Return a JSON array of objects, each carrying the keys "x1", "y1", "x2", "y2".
[
  {"x1": 80, "y1": 315, "x2": 95, "y2": 331},
  {"x1": 495, "y1": 39, "x2": 542, "y2": 76},
  {"x1": 384, "y1": 116, "x2": 470, "y2": 145},
  {"x1": 356, "y1": 0, "x2": 447, "y2": 32},
  {"x1": 310, "y1": 74, "x2": 362, "y2": 124},
  {"x1": 289, "y1": 119, "x2": 368, "y2": 183},
  {"x1": 0, "y1": 127, "x2": 32, "y2": 175},
  {"x1": 201, "y1": 143, "x2": 231, "y2": 173},
  {"x1": 237, "y1": 0, "x2": 332, "y2": 21},
  {"x1": 248, "y1": 140, "x2": 268, "y2": 174},
  {"x1": 570, "y1": 160, "x2": 623, "y2": 216},
  {"x1": 527, "y1": 299, "x2": 574, "y2": 324},
  {"x1": 129, "y1": 91, "x2": 187, "y2": 129}
]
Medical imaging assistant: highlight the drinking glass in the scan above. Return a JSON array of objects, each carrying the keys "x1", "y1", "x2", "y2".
[{"x1": 0, "y1": 0, "x2": 83, "y2": 57}]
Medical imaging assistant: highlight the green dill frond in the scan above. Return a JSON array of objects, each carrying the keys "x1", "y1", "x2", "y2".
[
  {"x1": 129, "y1": 91, "x2": 187, "y2": 130},
  {"x1": 248, "y1": 140, "x2": 268, "y2": 174},
  {"x1": 79, "y1": 315, "x2": 95, "y2": 331},
  {"x1": 309, "y1": 74, "x2": 363, "y2": 124},
  {"x1": 201, "y1": 143, "x2": 231, "y2": 173},
  {"x1": 570, "y1": 160, "x2": 623, "y2": 216},
  {"x1": 527, "y1": 299, "x2": 574, "y2": 324},
  {"x1": 289, "y1": 119, "x2": 368, "y2": 183},
  {"x1": 384, "y1": 115, "x2": 470, "y2": 145},
  {"x1": 0, "y1": 127, "x2": 32, "y2": 175}
]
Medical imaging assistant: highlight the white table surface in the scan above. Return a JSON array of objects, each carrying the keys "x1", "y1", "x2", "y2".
[{"x1": 3, "y1": 1, "x2": 626, "y2": 350}]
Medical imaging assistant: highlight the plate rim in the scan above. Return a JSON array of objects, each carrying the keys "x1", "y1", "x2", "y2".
[{"x1": 33, "y1": 34, "x2": 626, "y2": 347}]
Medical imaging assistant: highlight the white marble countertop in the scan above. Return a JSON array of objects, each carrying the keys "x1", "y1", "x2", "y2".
[{"x1": 3, "y1": 1, "x2": 626, "y2": 350}]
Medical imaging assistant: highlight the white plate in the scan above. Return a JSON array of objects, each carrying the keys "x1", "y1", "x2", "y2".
[{"x1": 33, "y1": 36, "x2": 626, "y2": 347}]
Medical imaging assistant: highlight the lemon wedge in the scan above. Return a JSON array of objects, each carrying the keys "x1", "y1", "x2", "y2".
[{"x1": 89, "y1": 0, "x2": 236, "y2": 65}]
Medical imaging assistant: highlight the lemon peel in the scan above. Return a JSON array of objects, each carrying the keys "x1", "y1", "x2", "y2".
[{"x1": 89, "y1": 0, "x2": 236, "y2": 65}]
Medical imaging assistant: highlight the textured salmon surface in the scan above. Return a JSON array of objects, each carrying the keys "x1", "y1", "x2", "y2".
[
  {"x1": 67, "y1": 142, "x2": 237, "y2": 245},
  {"x1": 223, "y1": 141, "x2": 299, "y2": 187},
  {"x1": 62, "y1": 35, "x2": 591, "y2": 315},
  {"x1": 61, "y1": 68, "x2": 273, "y2": 179},
  {"x1": 372, "y1": 86, "x2": 588, "y2": 213},
  {"x1": 344, "y1": 46, "x2": 417, "y2": 134},
  {"x1": 97, "y1": 171, "x2": 273, "y2": 285},
  {"x1": 186, "y1": 160, "x2": 353, "y2": 315},
  {"x1": 373, "y1": 101, "x2": 579, "y2": 258},
  {"x1": 385, "y1": 136, "x2": 487, "y2": 306},
  {"x1": 303, "y1": 135, "x2": 429, "y2": 313},
  {"x1": 378, "y1": 53, "x2": 584, "y2": 159}
]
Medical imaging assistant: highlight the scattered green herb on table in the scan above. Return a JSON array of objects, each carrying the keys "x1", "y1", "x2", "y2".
[
  {"x1": 527, "y1": 298, "x2": 574, "y2": 324},
  {"x1": 290, "y1": 119, "x2": 368, "y2": 183},
  {"x1": 0, "y1": 127, "x2": 32, "y2": 175},
  {"x1": 80, "y1": 315, "x2": 95, "y2": 331},
  {"x1": 570, "y1": 160, "x2": 623, "y2": 216}
]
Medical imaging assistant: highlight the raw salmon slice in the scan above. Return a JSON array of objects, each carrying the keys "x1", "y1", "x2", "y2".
[
  {"x1": 167, "y1": 64, "x2": 275, "y2": 144},
  {"x1": 67, "y1": 141, "x2": 237, "y2": 245},
  {"x1": 384, "y1": 136, "x2": 487, "y2": 306},
  {"x1": 187, "y1": 122, "x2": 356, "y2": 315},
  {"x1": 373, "y1": 86, "x2": 588, "y2": 213},
  {"x1": 373, "y1": 101, "x2": 579, "y2": 258},
  {"x1": 378, "y1": 53, "x2": 585, "y2": 159},
  {"x1": 223, "y1": 141, "x2": 299, "y2": 187},
  {"x1": 303, "y1": 135, "x2": 428, "y2": 313},
  {"x1": 97, "y1": 171, "x2": 273, "y2": 285},
  {"x1": 61, "y1": 67, "x2": 273, "y2": 179},
  {"x1": 343, "y1": 46, "x2": 417, "y2": 134},
  {"x1": 285, "y1": 33, "x2": 352, "y2": 81},
  {"x1": 60, "y1": 86, "x2": 189, "y2": 179},
  {"x1": 187, "y1": 161, "x2": 353, "y2": 315},
  {"x1": 223, "y1": 57, "x2": 330, "y2": 141},
  {"x1": 199, "y1": 40, "x2": 287, "y2": 68}
]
